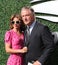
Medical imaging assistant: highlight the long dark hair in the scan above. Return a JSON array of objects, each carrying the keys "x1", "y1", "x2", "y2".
[{"x1": 10, "y1": 14, "x2": 26, "y2": 33}]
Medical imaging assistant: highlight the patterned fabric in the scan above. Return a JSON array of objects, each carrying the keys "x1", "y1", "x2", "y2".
[{"x1": 4, "y1": 30, "x2": 24, "y2": 65}]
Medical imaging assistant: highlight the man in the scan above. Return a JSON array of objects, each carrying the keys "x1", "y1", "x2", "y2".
[{"x1": 21, "y1": 6, "x2": 54, "y2": 65}]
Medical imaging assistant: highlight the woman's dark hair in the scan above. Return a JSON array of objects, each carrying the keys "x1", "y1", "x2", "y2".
[{"x1": 10, "y1": 14, "x2": 26, "y2": 33}]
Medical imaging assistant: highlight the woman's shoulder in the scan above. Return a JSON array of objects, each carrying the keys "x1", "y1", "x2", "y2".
[
  {"x1": 21, "y1": 32, "x2": 24, "y2": 36},
  {"x1": 20, "y1": 32, "x2": 24, "y2": 38},
  {"x1": 5, "y1": 29, "x2": 13, "y2": 35},
  {"x1": 4, "y1": 30, "x2": 13, "y2": 43}
]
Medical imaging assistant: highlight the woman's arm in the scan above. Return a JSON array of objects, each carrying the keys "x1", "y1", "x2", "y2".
[{"x1": 5, "y1": 43, "x2": 27, "y2": 54}]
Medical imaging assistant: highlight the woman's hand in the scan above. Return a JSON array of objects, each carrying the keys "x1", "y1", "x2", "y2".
[{"x1": 21, "y1": 47, "x2": 28, "y2": 53}]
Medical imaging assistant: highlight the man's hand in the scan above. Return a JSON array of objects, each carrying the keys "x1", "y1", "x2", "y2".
[{"x1": 33, "y1": 61, "x2": 41, "y2": 65}]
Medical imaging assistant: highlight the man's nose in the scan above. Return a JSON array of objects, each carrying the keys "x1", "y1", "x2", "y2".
[{"x1": 25, "y1": 18, "x2": 28, "y2": 21}]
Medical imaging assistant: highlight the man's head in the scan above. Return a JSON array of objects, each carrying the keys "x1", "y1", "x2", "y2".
[{"x1": 21, "y1": 6, "x2": 35, "y2": 26}]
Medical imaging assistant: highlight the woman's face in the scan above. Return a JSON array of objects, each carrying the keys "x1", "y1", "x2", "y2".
[{"x1": 12, "y1": 17, "x2": 21, "y2": 29}]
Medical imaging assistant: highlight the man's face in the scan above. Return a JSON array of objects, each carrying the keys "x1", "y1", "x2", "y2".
[{"x1": 21, "y1": 9, "x2": 34, "y2": 26}]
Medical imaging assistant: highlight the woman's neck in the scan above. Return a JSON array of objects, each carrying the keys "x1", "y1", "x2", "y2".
[{"x1": 13, "y1": 28, "x2": 19, "y2": 32}]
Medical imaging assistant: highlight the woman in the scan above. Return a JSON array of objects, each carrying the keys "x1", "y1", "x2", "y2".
[{"x1": 4, "y1": 14, "x2": 27, "y2": 65}]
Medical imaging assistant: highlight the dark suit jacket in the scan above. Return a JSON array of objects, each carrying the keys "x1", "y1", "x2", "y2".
[{"x1": 24, "y1": 21, "x2": 54, "y2": 65}]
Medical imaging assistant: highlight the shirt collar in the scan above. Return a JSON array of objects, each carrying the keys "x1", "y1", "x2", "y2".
[{"x1": 30, "y1": 20, "x2": 36, "y2": 29}]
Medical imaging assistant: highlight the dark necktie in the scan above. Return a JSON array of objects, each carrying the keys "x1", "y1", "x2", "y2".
[
  {"x1": 27, "y1": 26, "x2": 30, "y2": 38},
  {"x1": 25, "y1": 26, "x2": 30, "y2": 46}
]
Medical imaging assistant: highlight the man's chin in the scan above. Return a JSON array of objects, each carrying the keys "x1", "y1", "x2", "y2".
[{"x1": 24, "y1": 22, "x2": 29, "y2": 25}]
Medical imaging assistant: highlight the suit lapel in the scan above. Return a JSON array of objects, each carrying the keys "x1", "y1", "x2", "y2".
[
  {"x1": 24, "y1": 21, "x2": 39, "y2": 46},
  {"x1": 29, "y1": 21, "x2": 38, "y2": 41}
]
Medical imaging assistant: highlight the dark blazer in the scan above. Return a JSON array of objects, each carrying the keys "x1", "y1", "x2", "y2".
[{"x1": 24, "y1": 21, "x2": 54, "y2": 65}]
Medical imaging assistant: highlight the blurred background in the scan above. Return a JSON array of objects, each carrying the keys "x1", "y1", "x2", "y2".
[{"x1": 0, "y1": 0, "x2": 58, "y2": 65}]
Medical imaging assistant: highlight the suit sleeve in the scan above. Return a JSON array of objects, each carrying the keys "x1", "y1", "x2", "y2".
[{"x1": 38, "y1": 26, "x2": 54, "y2": 64}]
